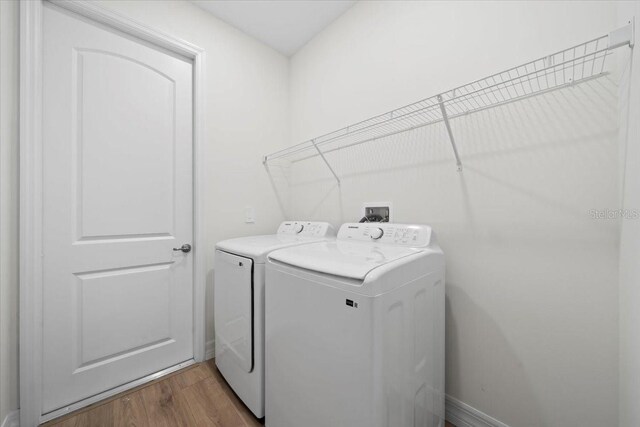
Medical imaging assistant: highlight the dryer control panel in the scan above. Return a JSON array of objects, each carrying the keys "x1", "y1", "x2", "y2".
[
  {"x1": 277, "y1": 221, "x2": 336, "y2": 237},
  {"x1": 337, "y1": 223, "x2": 433, "y2": 247}
]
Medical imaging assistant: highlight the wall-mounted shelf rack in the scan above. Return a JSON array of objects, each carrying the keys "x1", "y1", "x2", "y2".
[{"x1": 264, "y1": 22, "x2": 634, "y2": 181}]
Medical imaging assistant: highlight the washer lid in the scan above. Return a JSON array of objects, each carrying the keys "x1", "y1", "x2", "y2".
[
  {"x1": 216, "y1": 235, "x2": 330, "y2": 263},
  {"x1": 268, "y1": 240, "x2": 424, "y2": 280}
]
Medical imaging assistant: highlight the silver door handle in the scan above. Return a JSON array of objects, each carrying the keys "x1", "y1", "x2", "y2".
[{"x1": 173, "y1": 244, "x2": 192, "y2": 253}]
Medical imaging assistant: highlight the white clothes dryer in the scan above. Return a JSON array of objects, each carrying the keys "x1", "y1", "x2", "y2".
[{"x1": 214, "y1": 221, "x2": 335, "y2": 418}]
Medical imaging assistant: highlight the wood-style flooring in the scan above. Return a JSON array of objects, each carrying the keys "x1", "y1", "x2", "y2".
[{"x1": 43, "y1": 360, "x2": 455, "y2": 427}]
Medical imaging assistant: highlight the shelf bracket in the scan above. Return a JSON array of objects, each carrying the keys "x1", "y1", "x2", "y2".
[
  {"x1": 608, "y1": 19, "x2": 634, "y2": 49},
  {"x1": 311, "y1": 139, "x2": 341, "y2": 185},
  {"x1": 437, "y1": 94, "x2": 463, "y2": 172}
]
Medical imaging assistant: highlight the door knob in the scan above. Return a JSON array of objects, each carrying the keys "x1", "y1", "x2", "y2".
[{"x1": 173, "y1": 244, "x2": 192, "y2": 253}]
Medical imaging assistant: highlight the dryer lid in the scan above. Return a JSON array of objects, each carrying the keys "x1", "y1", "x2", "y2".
[
  {"x1": 216, "y1": 234, "x2": 330, "y2": 263},
  {"x1": 215, "y1": 221, "x2": 336, "y2": 263},
  {"x1": 268, "y1": 240, "x2": 423, "y2": 280}
]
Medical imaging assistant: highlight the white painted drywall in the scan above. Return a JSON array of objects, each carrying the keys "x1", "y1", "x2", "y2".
[
  {"x1": 191, "y1": 0, "x2": 356, "y2": 56},
  {"x1": 0, "y1": 1, "x2": 20, "y2": 424},
  {"x1": 284, "y1": 2, "x2": 623, "y2": 426},
  {"x1": 0, "y1": 0, "x2": 289, "y2": 419},
  {"x1": 618, "y1": 3, "x2": 640, "y2": 427}
]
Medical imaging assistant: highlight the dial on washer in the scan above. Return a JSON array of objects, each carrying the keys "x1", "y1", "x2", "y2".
[{"x1": 370, "y1": 227, "x2": 384, "y2": 240}]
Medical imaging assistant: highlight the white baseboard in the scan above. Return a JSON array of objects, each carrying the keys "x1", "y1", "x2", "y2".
[
  {"x1": 1, "y1": 410, "x2": 19, "y2": 427},
  {"x1": 446, "y1": 395, "x2": 510, "y2": 427},
  {"x1": 205, "y1": 339, "x2": 215, "y2": 360}
]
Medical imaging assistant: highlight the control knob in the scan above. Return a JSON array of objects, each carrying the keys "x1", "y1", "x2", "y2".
[
  {"x1": 293, "y1": 224, "x2": 304, "y2": 234},
  {"x1": 370, "y1": 227, "x2": 384, "y2": 240}
]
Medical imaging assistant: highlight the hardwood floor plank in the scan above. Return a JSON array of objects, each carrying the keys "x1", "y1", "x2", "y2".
[
  {"x1": 43, "y1": 360, "x2": 455, "y2": 427},
  {"x1": 207, "y1": 360, "x2": 263, "y2": 427},
  {"x1": 112, "y1": 393, "x2": 149, "y2": 427},
  {"x1": 170, "y1": 362, "x2": 216, "y2": 390},
  {"x1": 182, "y1": 376, "x2": 247, "y2": 427},
  {"x1": 52, "y1": 401, "x2": 115, "y2": 427},
  {"x1": 138, "y1": 379, "x2": 195, "y2": 427},
  {"x1": 42, "y1": 363, "x2": 197, "y2": 427}
]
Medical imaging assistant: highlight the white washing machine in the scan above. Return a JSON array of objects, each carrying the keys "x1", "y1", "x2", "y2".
[
  {"x1": 265, "y1": 223, "x2": 445, "y2": 427},
  {"x1": 214, "y1": 221, "x2": 335, "y2": 418}
]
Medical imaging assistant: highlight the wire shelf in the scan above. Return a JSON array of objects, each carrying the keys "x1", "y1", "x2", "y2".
[{"x1": 264, "y1": 23, "x2": 634, "y2": 175}]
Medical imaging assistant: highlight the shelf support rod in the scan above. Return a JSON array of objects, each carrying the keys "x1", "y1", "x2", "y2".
[
  {"x1": 311, "y1": 139, "x2": 341, "y2": 185},
  {"x1": 437, "y1": 94, "x2": 463, "y2": 172}
]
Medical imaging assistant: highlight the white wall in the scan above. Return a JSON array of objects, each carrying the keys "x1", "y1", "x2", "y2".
[
  {"x1": 0, "y1": 0, "x2": 20, "y2": 424},
  {"x1": 284, "y1": 2, "x2": 623, "y2": 426},
  {"x1": 618, "y1": 3, "x2": 640, "y2": 427},
  {"x1": 0, "y1": 0, "x2": 289, "y2": 421}
]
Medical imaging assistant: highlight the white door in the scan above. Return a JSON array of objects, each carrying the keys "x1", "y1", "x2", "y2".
[{"x1": 42, "y1": 4, "x2": 194, "y2": 413}]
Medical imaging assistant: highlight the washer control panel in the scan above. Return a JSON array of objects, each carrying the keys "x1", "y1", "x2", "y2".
[
  {"x1": 277, "y1": 221, "x2": 335, "y2": 237},
  {"x1": 337, "y1": 223, "x2": 432, "y2": 247}
]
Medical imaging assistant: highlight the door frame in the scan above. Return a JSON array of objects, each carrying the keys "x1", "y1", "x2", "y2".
[{"x1": 20, "y1": 1, "x2": 207, "y2": 425}]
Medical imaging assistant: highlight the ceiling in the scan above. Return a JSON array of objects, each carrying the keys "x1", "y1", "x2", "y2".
[{"x1": 191, "y1": 1, "x2": 356, "y2": 56}]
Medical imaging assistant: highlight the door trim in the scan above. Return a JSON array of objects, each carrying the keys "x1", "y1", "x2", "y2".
[{"x1": 19, "y1": 1, "x2": 207, "y2": 425}]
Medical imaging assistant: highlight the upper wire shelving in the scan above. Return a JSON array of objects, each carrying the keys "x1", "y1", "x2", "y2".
[{"x1": 263, "y1": 22, "x2": 634, "y2": 181}]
